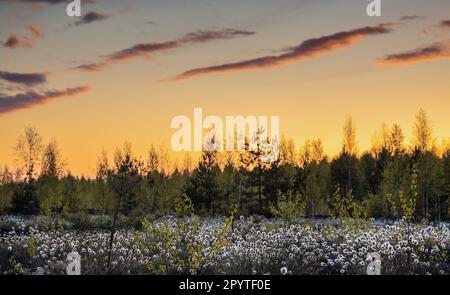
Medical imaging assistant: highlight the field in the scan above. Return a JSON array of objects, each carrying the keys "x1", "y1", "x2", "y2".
[{"x1": 0, "y1": 215, "x2": 448, "y2": 275}]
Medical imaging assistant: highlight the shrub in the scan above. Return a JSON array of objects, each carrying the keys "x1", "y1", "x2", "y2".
[{"x1": 269, "y1": 190, "x2": 306, "y2": 222}]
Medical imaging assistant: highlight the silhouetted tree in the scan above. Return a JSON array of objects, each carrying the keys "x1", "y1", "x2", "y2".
[
  {"x1": 239, "y1": 130, "x2": 274, "y2": 212},
  {"x1": 331, "y1": 117, "x2": 363, "y2": 199},
  {"x1": 185, "y1": 139, "x2": 221, "y2": 215},
  {"x1": 297, "y1": 139, "x2": 330, "y2": 217},
  {"x1": 411, "y1": 110, "x2": 443, "y2": 220},
  {"x1": 0, "y1": 166, "x2": 14, "y2": 213},
  {"x1": 62, "y1": 173, "x2": 82, "y2": 213},
  {"x1": 15, "y1": 127, "x2": 43, "y2": 183},
  {"x1": 11, "y1": 127, "x2": 43, "y2": 214},
  {"x1": 106, "y1": 143, "x2": 144, "y2": 272},
  {"x1": 95, "y1": 150, "x2": 113, "y2": 214},
  {"x1": 38, "y1": 140, "x2": 65, "y2": 215}
]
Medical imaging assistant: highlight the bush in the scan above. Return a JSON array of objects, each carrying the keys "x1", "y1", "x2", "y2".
[
  {"x1": 364, "y1": 193, "x2": 388, "y2": 218},
  {"x1": 136, "y1": 195, "x2": 235, "y2": 274},
  {"x1": 269, "y1": 191, "x2": 306, "y2": 222}
]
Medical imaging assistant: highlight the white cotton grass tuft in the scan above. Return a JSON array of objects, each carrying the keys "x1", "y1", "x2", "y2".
[{"x1": 0, "y1": 215, "x2": 449, "y2": 275}]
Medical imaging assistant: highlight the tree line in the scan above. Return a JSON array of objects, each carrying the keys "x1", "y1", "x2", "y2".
[{"x1": 0, "y1": 109, "x2": 449, "y2": 221}]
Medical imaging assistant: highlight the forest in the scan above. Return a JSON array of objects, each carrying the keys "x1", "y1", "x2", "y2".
[{"x1": 0, "y1": 109, "x2": 448, "y2": 222}]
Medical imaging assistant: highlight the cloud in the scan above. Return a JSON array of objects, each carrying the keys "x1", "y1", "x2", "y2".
[
  {"x1": 3, "y1": 35, "x2": 24, "y2": 48},
  {"x1": 0, "y1": 82, "x2": 24, "y2": 92},
  {"x1": 168, "y1": 24, "x2": 393, "y2": 81},
  {"x1": 27, "y1": 25, "x2": 44, "y2": 37},
  {"x1": 72, "y1": 29, "x2": 255, "y2": 72},
  {"x1": 441, "y1": 20, "x2": 450, "y2": 28},
  {"x1": 2, "y1": 34, "x2": 35, "y2": 48},
  {"x1": 399, "y1": 15, "x2": 423, "y2": 21},
  {"x1": 0, "y1": 70, "x2": 47, "y2": 86},
  {"x1": 379, "y1": 41, "x2": 450, "y2": 65},
  {"x1": 0, "y1": 86, "x2": 90, "y2": 115},
  {"x1": 2, "y1": 25, "x2": 44, "y2": 48},
  {"x1": 74, "y1": 11, "x2": 110, "y2": 26}
]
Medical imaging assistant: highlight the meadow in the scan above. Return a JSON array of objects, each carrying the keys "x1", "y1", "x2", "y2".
[{"x1": 0, "y1": 214, "x2": 448, "y2": 275}]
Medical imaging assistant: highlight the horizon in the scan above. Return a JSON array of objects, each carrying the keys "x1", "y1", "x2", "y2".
[{"x1": 1, "y1": 107, "x2": 449, "y2": 179}]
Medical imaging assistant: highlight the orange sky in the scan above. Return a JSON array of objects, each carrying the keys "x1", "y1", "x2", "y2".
[{"x1": 1, "y1": 0, "x2": 449, "y2": 176}]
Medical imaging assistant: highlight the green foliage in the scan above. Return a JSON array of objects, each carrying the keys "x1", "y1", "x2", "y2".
[
  {"x1": 185, "y1": 147, "x2": 221, "y2": 215},
  {"x1": 38, "y1": 177, "x2": 64, "y2": 216},
  {"x1": 9, "y1": 257, "x2": 28, "y2": 275},
  {"x1": 0, "y1": 171, "x2": 13, "y2": 214},
  {"x1": 298, "y1": 159, "x2": 331, "y2": 217},
  {"x1": 1, "y1": 113, "x2": 450, "y2": 221},
  {"x1": 378, "y1": 152, "x2": 410, "y2": 219},
  {"x1": 399, "y1": 163, "x2": 419, "y2": 222},
  {"x1": 269, "y1": 190, "x2": 306, "y2": 222},
  {"x1": 364, "y1": 193, "x2": 388, "y2": 218},
  {"x1": 27, "y1": 235, "x2": 37, "y2": 262},
  {"x1": 137, "y1": 197, "x2": 236, "y2": 274},
  {"x1": 330, "y1": 152, "x2": 364, "y2": 199},
  {"x1": 174, "y1": 193, "x2": 194, "y2": 217},
  {"x1": 330, "y1": 186, "x2": 365, "y2": 222},
  {"x1": 11, "y1": 183, "x2": 40, "y2": 215}
]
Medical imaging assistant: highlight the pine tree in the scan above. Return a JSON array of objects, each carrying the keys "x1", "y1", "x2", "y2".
[{"x1": 185, "y1": 144, "x2": 221, "y2": 215}]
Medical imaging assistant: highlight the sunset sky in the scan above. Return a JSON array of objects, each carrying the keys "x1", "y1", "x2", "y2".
[{"x1": 1, "y1": 0, "x2": 449, "y2": 176}]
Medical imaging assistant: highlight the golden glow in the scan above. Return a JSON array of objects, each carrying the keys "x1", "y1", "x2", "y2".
[{"x1": 1, "y1": 1, "x2": 449, "y2": 176}]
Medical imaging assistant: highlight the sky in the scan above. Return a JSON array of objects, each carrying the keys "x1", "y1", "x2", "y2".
[{"x1": 0, "y1": 0, "x2": 449, "y2": 176}]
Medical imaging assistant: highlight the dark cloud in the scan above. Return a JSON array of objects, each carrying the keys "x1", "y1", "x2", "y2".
[
  {"x1": 379, "y1": 41, "x2": 450, "y2": 65},
  {"x1": 108, "y1": 29, "x2": 254, "y2": 61},
  {"x1": 73, "y1": 29, "x2": 255, "y2": 72},
  {"x1": 0, "y1": 82, "x2": 24, "y2": 92},
  {"x1": 0, "y1": 86, "x2": 90, "y2": 115},
  {"x1": 74, "y1": 11, "x2": 110, "y2": 26},
  {"x1": 3, "y1": 35, "x2": 21, "y2": 48},
  {"x1": 72, "y1": 63, "x2": 102, "y2": 71},
  {"x1": 399, "y1": 15, "x2": 423, "y2": 21},
  {"x1": 0, "y1": 71, "x2": 47, "y2": 86},
  {"x1": 2, "y1": 25, "x2": 44, "y2": 48},
  {"x1": 168, "y1": 24, "x2": 393, "y2": 81},
  {"x1": 2, "y1": 34, "x2": 32, "y2": 48}
]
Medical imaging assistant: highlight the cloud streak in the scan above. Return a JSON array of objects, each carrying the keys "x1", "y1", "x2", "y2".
[
  {"x1": 0, "y1": 70, "x2": 47, "y2": 86},
  {"x1": 3, "y1": 35, "x2": 29, "y2": 48},
  {"x1": 0, "y1": 86, "x2": 90, "y2": 115},
  {"x1": 27, "y1": 25, "x2": 44, "y2": 37},
  {"x1": 74, "y1": 11, "x2": 110, "y2": 26},
  {"x1": 2, "y1": 25, "x2": 44, "y2": 48},
  {"x1": 72, "y1": 29, "x2": 255, "y2": 72},
  {"x1": 167, "y1": 24, "x2": 393, "y2": 81},
  {"x1": 379, "y1": 41, "x2": 450, "y2": 65},
  {"x1": 399, "y1": 15, "x2": 423, "y2": 21}
]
